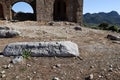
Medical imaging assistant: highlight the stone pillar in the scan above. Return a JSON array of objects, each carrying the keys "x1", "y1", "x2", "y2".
[
  {"x1": 9, "y1": 5, "x2": 12, "y2": 20},
  {"x1": 45, "y1": 0, "x2": 54, "y2": 21},
  {"x1": 36, "y1": 0, "x2": 47, "y2": 21},
  {"x1": 2, "y1": 2, "x2": 10, "y2": 20},
  {"x1": 36, "y1": 0, "x2": 44, "y2": 21},
  {"x1": 76, "y1": 0, "x2": 83, "y2": 25},
  {"x1": 67, "y1": 0, "x2": 74, "y2": 22}
]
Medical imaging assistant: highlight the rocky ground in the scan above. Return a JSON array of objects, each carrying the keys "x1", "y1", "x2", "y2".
[{"x1": 0, "y1": 20, "x2": 119, "y2": 80}]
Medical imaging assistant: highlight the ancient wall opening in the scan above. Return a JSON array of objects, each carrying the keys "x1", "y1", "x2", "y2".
[
  {"x1": 53, "y1": 0, "x2": 67, "y2": 21},
  {"x1": 0, "y1": 4, "x2": 4, "y2": 19},
  {"x1": 11, "y1": 1, "x2": 36, "y2": 21}
]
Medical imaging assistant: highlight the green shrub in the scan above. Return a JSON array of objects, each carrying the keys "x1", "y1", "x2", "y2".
[
  {"x1": 118, "y1": 29, "x2": 120, "y2": 33},
  {"x1": 91, "y1": 26, "x2": 99, "y2": 29},
  {"x1": 98, "y1": 23, "x2": 109, "y2": 30},
  {"x1": 22, "y1": 49, "x2": 32, "y2": 59},
  {"x1": 108, "y1": 26, "x2": 119, "y2": 32}
]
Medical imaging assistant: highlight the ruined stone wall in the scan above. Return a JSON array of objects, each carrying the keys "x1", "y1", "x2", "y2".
[
  {"x1": 36, "y1": 0, "x2": 83, "y2": 25},
  {"x1": 0, "y1": 0, "x2": 35, "y2": 20},
  {"x1": 0, "y1": 0, "x2": 83, "y2": 25},
  {"x1": 0, "y1": 3, "x2": 4, "y2": 19},
  {"x1": 36, "y1": 0, "x2": 54, "y2": 21}
]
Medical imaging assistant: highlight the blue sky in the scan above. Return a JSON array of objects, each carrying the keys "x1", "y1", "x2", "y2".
[
  {"x1": 12, "y1": 2, "x2": 34, "y2": 13},
  {"x1": 83, "y1": 0, "x2": 120, "y2": 14},
  {"x1": 12, "y1": 1, "x2": 120, "y2": 14}
]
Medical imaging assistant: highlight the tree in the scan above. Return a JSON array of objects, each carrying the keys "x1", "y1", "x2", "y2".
[{"x1": 98, "y1": 23, "x2": 109, "y2": 30}]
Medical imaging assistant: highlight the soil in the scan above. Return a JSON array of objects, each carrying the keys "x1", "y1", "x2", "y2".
[{"x1": 0, "y1": 20, "x2": 119, "y2": 80}]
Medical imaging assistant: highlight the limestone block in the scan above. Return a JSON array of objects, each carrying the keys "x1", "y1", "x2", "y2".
[
  {"x1": 107, "y1": 34, "x2": 120, "y2": 41},
  {"x1": 3, "y1": 41, "x2": 79, "y2": 57},
  {"x1": 0, "y1": 30, "x2": 20, "y2": 38}
]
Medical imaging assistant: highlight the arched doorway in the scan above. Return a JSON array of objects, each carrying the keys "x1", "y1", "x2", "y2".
[
  {"x1": 12, "y1": 2, "x2": 35, "y2": 21},
  {"x1": 0, "y1": 4, "x2": 4, "y2": 19},
  {"x1": 53, "y1": 0, "x2": 67, "y2": 21}
]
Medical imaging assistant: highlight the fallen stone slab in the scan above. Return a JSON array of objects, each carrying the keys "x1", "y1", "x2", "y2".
[
  {"x1": 107, "y1": 34, "x2": 120, "y2": 41},
  {"x1": 3, "y1": 41, "x2": 79, "y2": 57},
  {"x1": 0, "y1": 26, "x2": 10, "y2": 30},
  {"x1": 0, "y1": 30, "x2": 20, "y2": 38}
]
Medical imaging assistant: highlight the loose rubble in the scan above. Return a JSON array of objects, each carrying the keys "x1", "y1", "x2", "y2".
[{"x1": 0, "y1": 21, "x2": 119, "y2": 80}]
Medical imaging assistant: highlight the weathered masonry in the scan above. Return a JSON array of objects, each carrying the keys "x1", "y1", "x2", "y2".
[{"x1": 0, "y1": 0, "x2": 83, "y2": 25}]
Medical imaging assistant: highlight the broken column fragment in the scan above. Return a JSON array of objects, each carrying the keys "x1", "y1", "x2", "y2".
[{"x1": 3, "y1": 41, "x2": 79, "y2": 57}]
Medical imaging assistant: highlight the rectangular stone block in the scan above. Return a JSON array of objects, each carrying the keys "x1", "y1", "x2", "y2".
[{"x1": 3, "y1": 41, "x2": 79, "y2": 57}]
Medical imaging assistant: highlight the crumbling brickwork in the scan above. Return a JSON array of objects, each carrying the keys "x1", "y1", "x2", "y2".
[{"x1": 0, "y1": 0, "x2": 83, "y2": 25}]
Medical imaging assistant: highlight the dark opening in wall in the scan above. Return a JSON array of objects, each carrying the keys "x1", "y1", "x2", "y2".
[
  {"x1": 0, "y1": 4, "x2": 4, "y2": 19},
  {"x1": 53, "y1": 0, "x2": 67, "y2": 21},
  {"x1": 12, "y1": 2, "x2": 36, "y2": 21}
]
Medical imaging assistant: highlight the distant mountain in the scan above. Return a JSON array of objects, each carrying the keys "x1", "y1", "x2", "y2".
[{"x1": 83, "y1": 11, "x2": 120, "y2": 25}]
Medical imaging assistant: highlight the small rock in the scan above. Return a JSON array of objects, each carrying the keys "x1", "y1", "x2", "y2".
[
  {"x1": 3, "y1": 64, "x2": 12, "y2": 69},
  {"x1": 52, "y1": 77, "x2": 60, "y2": 80},
  {"x1": 112, "y1": 41, "x2": 120, "y2": 44},
  {"x1": 109, "y1": 65, "x2": 113, "y2": 68},
  {"x1": 52, "y1": 66, "x2": 56, "y2": 69},
  {"x1": 12, "y1": 56, "x2": 23, "y2": 64},
  {"x1": 108, "y1": 73, "x2": 111, "y2": 76},
  {"x1": 7, "y1": 64, "x2": 11, "y2": 68},
  {"x1": 0, "y1": 55, "x2": 4, "y2": 58},
  {"x1": 52, "y1": 64, "x2": 61, "y2": 69},
  {"x1": 103, "y1": 68, "x2": 107, "y2": 71},
  {"x1": 48, "y1": 22, "x2": 54, "y2": 26},
  {"x1": 1, "y1": 71, "x2": 5, "y2": 74},
  {"x1": 1, "y1": 74, "x2": 6, "y2": 78},
  {"x1": 33, "y1": 71, "x2": 37, "y2": 74},
  {"x1": 65, "y1": 22, "x2": 70, "y2": 25},
  {"x1": 86, "y1": 74, "x2": 94, "y2": 80},
  {"x1": 76, "y1": 76, "x2": 80, "y2": 79},
  {"x1": 89, "y1": 74, "x2": 94, "y2": 80},
  {"x1": 27, "y1": 64, "x2": 31, "y2": 67},
  {"x1": 74, "y1": 26, "x2": 82, "y2": 31},
  {"x1": 55, "y1": 64, "x2": 61, "y2": 68},
  {"x1": 27, "y1": 76, "x2": 32, "y2": 80},
  {"x1": 16, "y1": 76, "x2": 19, "y2": 79},
  {"x1": 90, "y1": 66, "x2": 94, "y2": 69},
  {"x1": 107, "y1": 34, "x2": 120, "y2": 41},
  {"x1": 98, "y1": 75, "x2": 103, "y2": 78},
  {"x1": 108, "y1": 68, "x2": 113, "y2": 72},
  {"x1": 80, "y1": 70, "x2": 83, "y2": 73},
  {"x1": 3, "y1": 65, "x2": 8, "y2": 69}
]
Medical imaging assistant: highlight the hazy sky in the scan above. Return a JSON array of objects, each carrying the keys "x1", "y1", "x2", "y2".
[
  {"x1": 12, "y1": 0, "x2": 120, "y2": 14},
  {"x1": 83, "y1": 0, "x2": 120, "y2": 14}
]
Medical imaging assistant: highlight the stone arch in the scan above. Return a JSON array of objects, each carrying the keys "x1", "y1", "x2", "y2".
[
  {"x1": 0, "y1": 3, "x2": 4, "y2": 19},
  {"x1": 11, "y1": 0, "x2": 36, "y2": 21},
  {"x1": 53, "y1": 0, "x2": 67, "y2": 21}
]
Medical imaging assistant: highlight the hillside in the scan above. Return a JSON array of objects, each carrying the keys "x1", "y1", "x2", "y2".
[
  {"x1": 0, "y1": 21, "x2": 119, "y2": 80},
  {"x1": 83, "y1": 11, "x2": 120, "y2": 25}
]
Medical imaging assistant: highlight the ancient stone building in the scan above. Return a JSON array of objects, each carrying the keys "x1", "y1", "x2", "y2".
[{"x1": 0, "y1": 0, "x2": 83, "y2": 25}]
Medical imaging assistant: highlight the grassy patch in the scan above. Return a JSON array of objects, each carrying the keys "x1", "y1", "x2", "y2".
[{"x1": 22, "y1": 49, "x2": 32, "y2": 59}]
